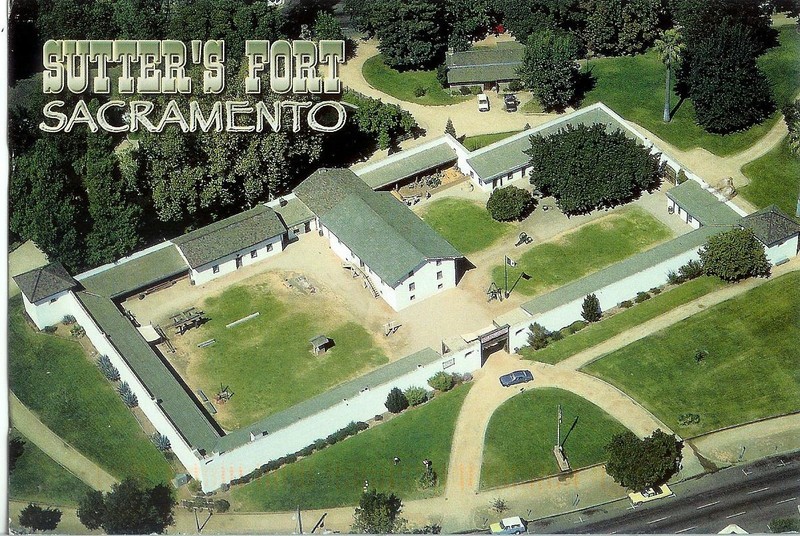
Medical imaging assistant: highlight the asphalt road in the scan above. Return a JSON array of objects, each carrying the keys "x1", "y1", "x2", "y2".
[{"x1": 528, "y1": 452, "x2": 800, "y2": 534}]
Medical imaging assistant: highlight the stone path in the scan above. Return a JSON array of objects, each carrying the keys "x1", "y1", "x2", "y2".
[{"x1": 10, "y1": 392, "x2": 118, "y2": 492}]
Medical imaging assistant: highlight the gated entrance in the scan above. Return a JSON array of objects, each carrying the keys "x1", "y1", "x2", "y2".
[{"x1": 479, "y1": 323, "x2": 510, "y2": 365}]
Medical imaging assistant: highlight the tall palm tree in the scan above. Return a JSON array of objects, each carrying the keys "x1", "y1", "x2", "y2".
[{"x1": 654, "y1": 29, "x2": 685, "y2": 123}]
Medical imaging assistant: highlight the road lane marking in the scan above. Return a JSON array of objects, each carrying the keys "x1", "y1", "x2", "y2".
[
  {"x1": 726, "y1": 512, "x2": 746, "y2": 519},
  {"x1": 697, "y1": 501, "x2": 720, "y2": 509},
  {"x1": 747, "y1": 487, "x2": 770, "y2": 495},
  {"x1": 676, "y1": 526, "x2": 697, "y2": 533},
  {"x1": 776, "y1": 497, "x2": 797, "y2": 505},
  {"x1": 647, "y1": 516, "x2": 671, "y2": 525}
]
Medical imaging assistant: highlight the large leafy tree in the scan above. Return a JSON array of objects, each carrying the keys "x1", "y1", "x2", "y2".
[
  {"x1": 653, "y1": 28, "x2": 684, "y2": 122},
  {"x1": 112, "y1": 0, "x2": 166, "y2": 39},
  {"x1": 526, "y1": 124, "x2": 663, "y2": 215},
  {"x1": 35, "y1": 0, "x2": 117, "y2": 40},
  {"x1": 486, "y1": 185, "x2": 535, "y2": 221},
  {"x1": 352, "y1": 489, "x2": 406, "y2": 533},
  {"x1": 77, "y1": 479, "x2": 175, "y2": 534},
  {"x1": 684, "y1": 20, "x2": 774, "y2": 134},
  {"x1": 519, "y1": 29, "x2": 580, "y2": 111},
  {"x1": 446, "y1": 0, "x2": 492, "y2": 51},
  {"x1": 19, "y1": 504, "x2": 62, "y2": 532},
  {"x1": 493, "y1": 0, "x2": 583, "y2": 41},
  {"x1": 581, "y1": 0, "x2": 665, "y2": 56},
  {"x1": 374, "y1": 0, "x2": 447, "y2": 69},
  {"x1": 605, "y1": 430, "x2": 682, "y2": 491},
  {"x1": 699, "y1": 228, "x2": 771, "y2": 282}
]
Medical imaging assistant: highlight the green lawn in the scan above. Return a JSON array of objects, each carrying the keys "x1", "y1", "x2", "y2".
[
  {"x1": 741, "y1": 137, "x2": 800, "y2": 218},
  {"x1": 362, "y1": 55, "x2": 470, "y2": 106},
  {"x1": 521, "y1": 98, "x2": 544, "y2": 114},
  {"x1": 481, "y1": 388, "x2": 628, "y2": 489},
  {"x1": 420, "y1": 197, "x2": 513, "y2": 255},
  {"x1": 462, "y1": 130, "x2": 522, "y2": 151},
  {"x1": 9, "y1": 429, "x2": 93, "y2": 505},
  {"x1": 492, "y1": 207, "x2": 673, "y2": 297},
  {"x1": 583, "y1": 26, "x2": 800, "y2": 156},
  {"x1": 8, "y1": 298, "x2": 173, "y2": 485},
  {"x1": 521, "y1": 276, "x2": 726, "y2": 364},
  {"x1": 584, "y1": 272, "x2": 800, "y2": 436},
  {"x1": 187, "y1": 283, "x2": 388, "y2": 429},
  {"x1": 231, "y1": 384, "x2": 472, "y2": 511}
]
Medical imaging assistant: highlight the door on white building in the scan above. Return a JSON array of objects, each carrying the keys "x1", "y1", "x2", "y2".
[{"x1": 236, "y1": 255, "x2": 243, "y2": 269}]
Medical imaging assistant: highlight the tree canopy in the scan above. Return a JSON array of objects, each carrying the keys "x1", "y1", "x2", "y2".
[
  {"x1": 604, "y1": 429, "x2": 682, "y2": 491},
  {"x1": 582, "y1": 0, "x2": 664, "y2": 56},
  {"x1": 486, "y1": 185, "x2": 535, "y2": 221},
  {"x1": 77, "y1": 478, "x2": 175, "y2": 535},
  {"x1": 519, "y1": 29, "x2": 581, "y2": 112},
  {"x1": 352, "y1": 489, "x2": 406, "y2": 533},
  {"x1": 19, "y1": 504, "x2": 62, "y2": 532},
  {"x1": 699, "y1": 228, "x2": 771, "y2": 282},
  {"x1": 374, "y1": 0, "x2": 448, "y2": 69},
  {"x1": 526, "y1": 124, "x2": 663, "y2": 215}
]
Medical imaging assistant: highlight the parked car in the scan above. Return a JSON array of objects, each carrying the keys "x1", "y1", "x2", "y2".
[
  {"x1": 504, "y1": 94, "x2": 519, "y2": 112},
  {"x1": 490, "y1": 516, "x2": 528, "y2": 534},
  {"x1": 628, "y1": 484, "x2": 674, "y2": 505},
  {"x1": 478, "y1": 93, "x2": 490, "y2": 112},
  {"x1": 499, "y1": 370, "x2": 533, "y2": 387}
]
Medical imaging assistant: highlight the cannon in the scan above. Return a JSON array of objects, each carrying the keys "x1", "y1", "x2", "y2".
[{"x1": 515, "y1": 232, "x2": 534, "y2": 247}]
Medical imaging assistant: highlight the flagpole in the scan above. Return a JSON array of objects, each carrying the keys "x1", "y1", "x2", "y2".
[
  {"x1": 504, "y1": 256, "x2": 509, "y2": 298},
  {"x1": 557, "y1": 404, "x2": 562, "y2": 449}
]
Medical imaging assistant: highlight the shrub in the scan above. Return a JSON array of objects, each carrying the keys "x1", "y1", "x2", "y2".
[
  {"x1": 284, "y1": 454, "x2": 298, "y2": 464},
  {"x1": 769, "y1": 518, "x2": 800, "y2": 533},
  {"x1": 649, "y1": 287, "x2": 662, "y2": 295},
  {"x1": 679, "y1": 259, "x2": 704, "y2": 281},
  {"x1": 461, "y1": 372, "x2": 473, "y2": 382},
  {"x1": 43, "y1": 325, "x2": 58, "y2": 333},
  {"x1": 459, "y1": 86, "x2": 471, "y2": 95},
  {"x1": 436, "y1": 63, "x2": 448, "y2": 87},
  {"x1": 428, "y1": 371, "x2": 455, "y2": 392},
  {"x1": 151, "y1": 432, "x2": 171, "y2": 452},
  {"x1": 527, "y1": 322, "x2": 550, "y2": 350},
  {"x1": 187, "y1": 479, "x2": 201, "y2": 494},
  {"x1": 486, "y1": 185, "x2": 535, "y2": 221},
  {"x1": 62, "y1": 314, "x2": 76, "y2": 325},
  {"x1": 634, "y1": 291, "x2": 651, "y2": 303},
  {"x1": 70, "y1": 324, "x2": 85, "y2": 338},
  {"x1": 118, "y1": 382, "x2": 138, "y2": 408},
  {"x1": 678, "y1": 413, "x2": 700, "y2": 426},
  {"x1": 581, "y1": 293, "x2": 602, "y2": 322},
  {"x1": 385, "y1": 387, "x2": 409, "y2": 413},
  {"x1": 507, "y1": 80, "x2": 524, "y2": 92},
  {"x1": 213, "y1": 499, "x2": 230, "y2": 513},
  {"x1": 550, "y1": 330, "x2": 564, "y2": 342},
  {"x1": 666, "y1": 270, "x2": 682, "y2": 285},
  {"x1": 490, "y1": 497, "x2": 508, "y2": 513},
  {"x1": 566, "y1": 320, "x2": 587, "y2": 334},
  {"x1": 97, "y1": 354, "x2": 120, "y2": 382},
  {"x1": 445, "y1": 119, "x2": 456, "y2": 138},
  {"x1": 694, "y1": 349, "x2": 708, "y2": 363},
  {"x1": 676, "y1": 169, "x2": 688, "y2": 184},
  {"x1": 414, "y1": 86, "x2": 427, "y2": 98},
  {"x1": 404, "y1": 386, "x2": 429, "y2": 407},
  {"x1": 699, "y1": 228, "x2": 770, "y2": 282},
  {"x1": 619, "y1": 300, "x2": 633, "y2": 308},
  {"x1": 314, "y1": 438, "x2": 327, "y2": 450},
  {"x1": 470, "y1": 86, "x2": 482, "y2": 95},
  {"x1": 297, "y1": 445, "x2": 315, "y2": 457},
  {"x1": 417, "y1": 469, "x2": 438, "y2": 490}
]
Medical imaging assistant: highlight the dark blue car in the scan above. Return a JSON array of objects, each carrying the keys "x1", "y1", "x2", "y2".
[{"x1": 499, "y1": 370, "x2": 534, "y2": 387}]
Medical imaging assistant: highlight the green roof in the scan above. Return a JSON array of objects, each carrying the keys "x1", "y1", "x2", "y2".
[
  {"x1": 79, "y1": 245, "x2": 188, "y2": 299},
  {"x1": 356, "y1": 141, "x2": 457, "y2": 189},
  {"x1": 216, "y1": 347, "x2": 442, "y2": 452},
  {"x1": 173, "y1": 205, "x2": 286, "y2": 269},
  {"x1": 273, "y1": 196, "x2": 315, "y2": 228},
  {"x1": 466, "y1": 106, "x2": 635, "y2": 181},
  {"x1": 446, "y1": 45, "x2": 525, "y2": 85},
  {"x1": 739, "y1": 205, "x2": 800, "y2": 247},
  {"x1": 13, "y1": 262, "x2": 77, "y2": 302},
  {"x1": 666, "y1": 181, "x2": 743, "y2": 226},
  {"x1": 521, "y1": 225, "x2": 733, "y2": 316},
  {"x1": 294, "y1": 168, "x2": 374, "y2": 216},
  {"x1": 76, "y1": 291, "x2": 221, "y2": 453}
]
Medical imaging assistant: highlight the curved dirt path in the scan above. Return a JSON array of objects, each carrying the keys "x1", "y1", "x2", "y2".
[{"x1": 10, "y1": 392, "x2": 118, "y2": 492}]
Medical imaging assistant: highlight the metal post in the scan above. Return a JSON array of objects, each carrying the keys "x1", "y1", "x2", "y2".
[
  {"x1": 557, "y1": 404, "x2": 562, "y2": 449},
  {"x1": 504, "y1": 256, "x2": 509, "y2": 298}
]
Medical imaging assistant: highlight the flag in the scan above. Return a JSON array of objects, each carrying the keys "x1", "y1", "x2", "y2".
[{"x1": 505, "y1": 256, "x2": 517, "y2": 267}]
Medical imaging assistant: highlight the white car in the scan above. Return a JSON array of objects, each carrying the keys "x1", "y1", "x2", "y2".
[
  {"x1": 478, "y1": 93, "x2": 490, "y2": 112},
  {"x1": 490, "y1": 516, "x2": 527, "y2": 534}
]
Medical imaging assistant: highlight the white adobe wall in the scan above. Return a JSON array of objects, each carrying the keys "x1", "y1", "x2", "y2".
[
  {"x1": 187, "y1": 235, "x2": 284, "y2": 285},
  {"x1": 197, "y1": 341, "x2": 483, "y2": 491},
  {"x1": 765, "y1": 235, "x2": 799, "y2": 264},
  {"x1": 389, "y1": 260, "x2": 457, "y2": 310},
  {"x1": 506, "y1": 247, "x2": 702, "y2": 350},
  {"x1": 59, "y1": 292, "x2": 204, "y2": 479},
  {"x1": 666, "y1": 197, "x2": 702, "y2": 229},
  {"x1": 23, "y1": 290, "x2": 74, "y2": 330}
]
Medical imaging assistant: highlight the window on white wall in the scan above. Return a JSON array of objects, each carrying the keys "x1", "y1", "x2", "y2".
[
  {"x1": 267, "y1": 243, "x2": 274, "y2": 252},
  {"x1": 436, "y1": 271, "x2": 443, "y2": 280},
  {"x1": 250, "y1": 250, "x2": 257, "y2": 258},
  {"x1": 410, "y1": 295, "x2": 416, "y2": 301},
  {"x1": 436, "y1": 260, "x2": 442, "y2": 266},
  {"x1": 438, "y1": 283, "x2": 443, "y2": 290},
  {"x1": 409, "y1": 282, "x2": 415, "y2": 291},
  {"x1": 212, "y1": 265, "x2": 220, "y2": 274}
]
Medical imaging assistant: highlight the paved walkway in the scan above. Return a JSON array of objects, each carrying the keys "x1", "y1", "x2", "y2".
[{"x1": 10, "y1": 392, "x2": 118, "y2": 492}]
